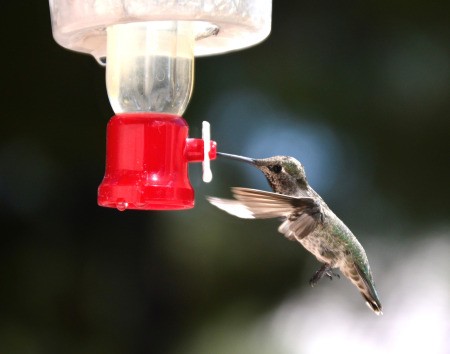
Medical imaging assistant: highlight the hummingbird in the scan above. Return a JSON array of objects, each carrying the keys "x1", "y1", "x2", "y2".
[{"x1": 207, "y1": 152, "x2": 382, "y2": 315}]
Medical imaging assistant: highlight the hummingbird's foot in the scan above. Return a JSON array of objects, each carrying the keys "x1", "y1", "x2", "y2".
[{"x1": 309, "y1": 264, "x2": 340, "y2": 287}]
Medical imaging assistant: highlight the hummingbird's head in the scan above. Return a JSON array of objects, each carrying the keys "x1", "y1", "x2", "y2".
[{"x1": 217, "y1": 152, "x2": 308, "y2": 195}]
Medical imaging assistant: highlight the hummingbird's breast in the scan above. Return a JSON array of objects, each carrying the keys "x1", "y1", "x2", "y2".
[
  {"x1": 299, "y1": 228, "x2": 347, "y2": 268},
  {"x1": 298, "y1": 208, "x2": 360, "y2": 269}
]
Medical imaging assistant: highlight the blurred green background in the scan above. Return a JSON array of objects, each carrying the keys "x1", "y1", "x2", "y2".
[{"x1": 1, "y1": 1, "x2": 449, "y2": 353}]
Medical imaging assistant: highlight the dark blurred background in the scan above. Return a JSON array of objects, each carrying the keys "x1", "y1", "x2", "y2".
[{"x1": 1, "y1": 1, "x2": 449, "y2": 353}]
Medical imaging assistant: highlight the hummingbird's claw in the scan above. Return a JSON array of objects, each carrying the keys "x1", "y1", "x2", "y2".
[
  {"x1": 325, "y1": 270, "x2": 340, "y2": 281},
  {"x1": 309, "y1": 264, "x2": 340, "y2": 287}
]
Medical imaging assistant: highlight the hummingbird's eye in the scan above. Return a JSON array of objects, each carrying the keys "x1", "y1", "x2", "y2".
[{"x1": 269, "y1": 165, "x2": 282, "y2": 173}]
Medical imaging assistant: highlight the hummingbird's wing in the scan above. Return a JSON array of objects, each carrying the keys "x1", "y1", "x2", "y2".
[{"x1": 207, "y1": 187, "x2": 323, "y2": 240}]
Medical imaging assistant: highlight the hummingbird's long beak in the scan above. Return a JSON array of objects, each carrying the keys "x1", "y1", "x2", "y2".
[{"x1": 217, "y1": 152, "x2": 256, "y2": 165}]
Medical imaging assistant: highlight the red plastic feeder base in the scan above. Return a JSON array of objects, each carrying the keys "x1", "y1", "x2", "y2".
[{"x1": 98, "y1": 113, "x2": 216, "y2": 210}]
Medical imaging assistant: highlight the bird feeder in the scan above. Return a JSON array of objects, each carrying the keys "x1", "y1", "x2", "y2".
[{"x1": 48, "y1": 0, "x2": 272, "y2": 210}]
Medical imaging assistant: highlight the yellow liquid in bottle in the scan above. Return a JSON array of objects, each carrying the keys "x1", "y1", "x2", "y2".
[{"x1": 106, "y1": 22, "x2": 194, "y2": 115}]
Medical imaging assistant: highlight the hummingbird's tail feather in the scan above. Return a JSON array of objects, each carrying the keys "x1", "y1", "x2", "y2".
[
  {"x1": 355, "y1": 265, "x2": 383, "y2": 315},
  {"x1": 361, "y1": 291, "x2": 383, "y2": 315},
  {"x1": 343, "y1": 263, "x2": 383, "y2": 315}
]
